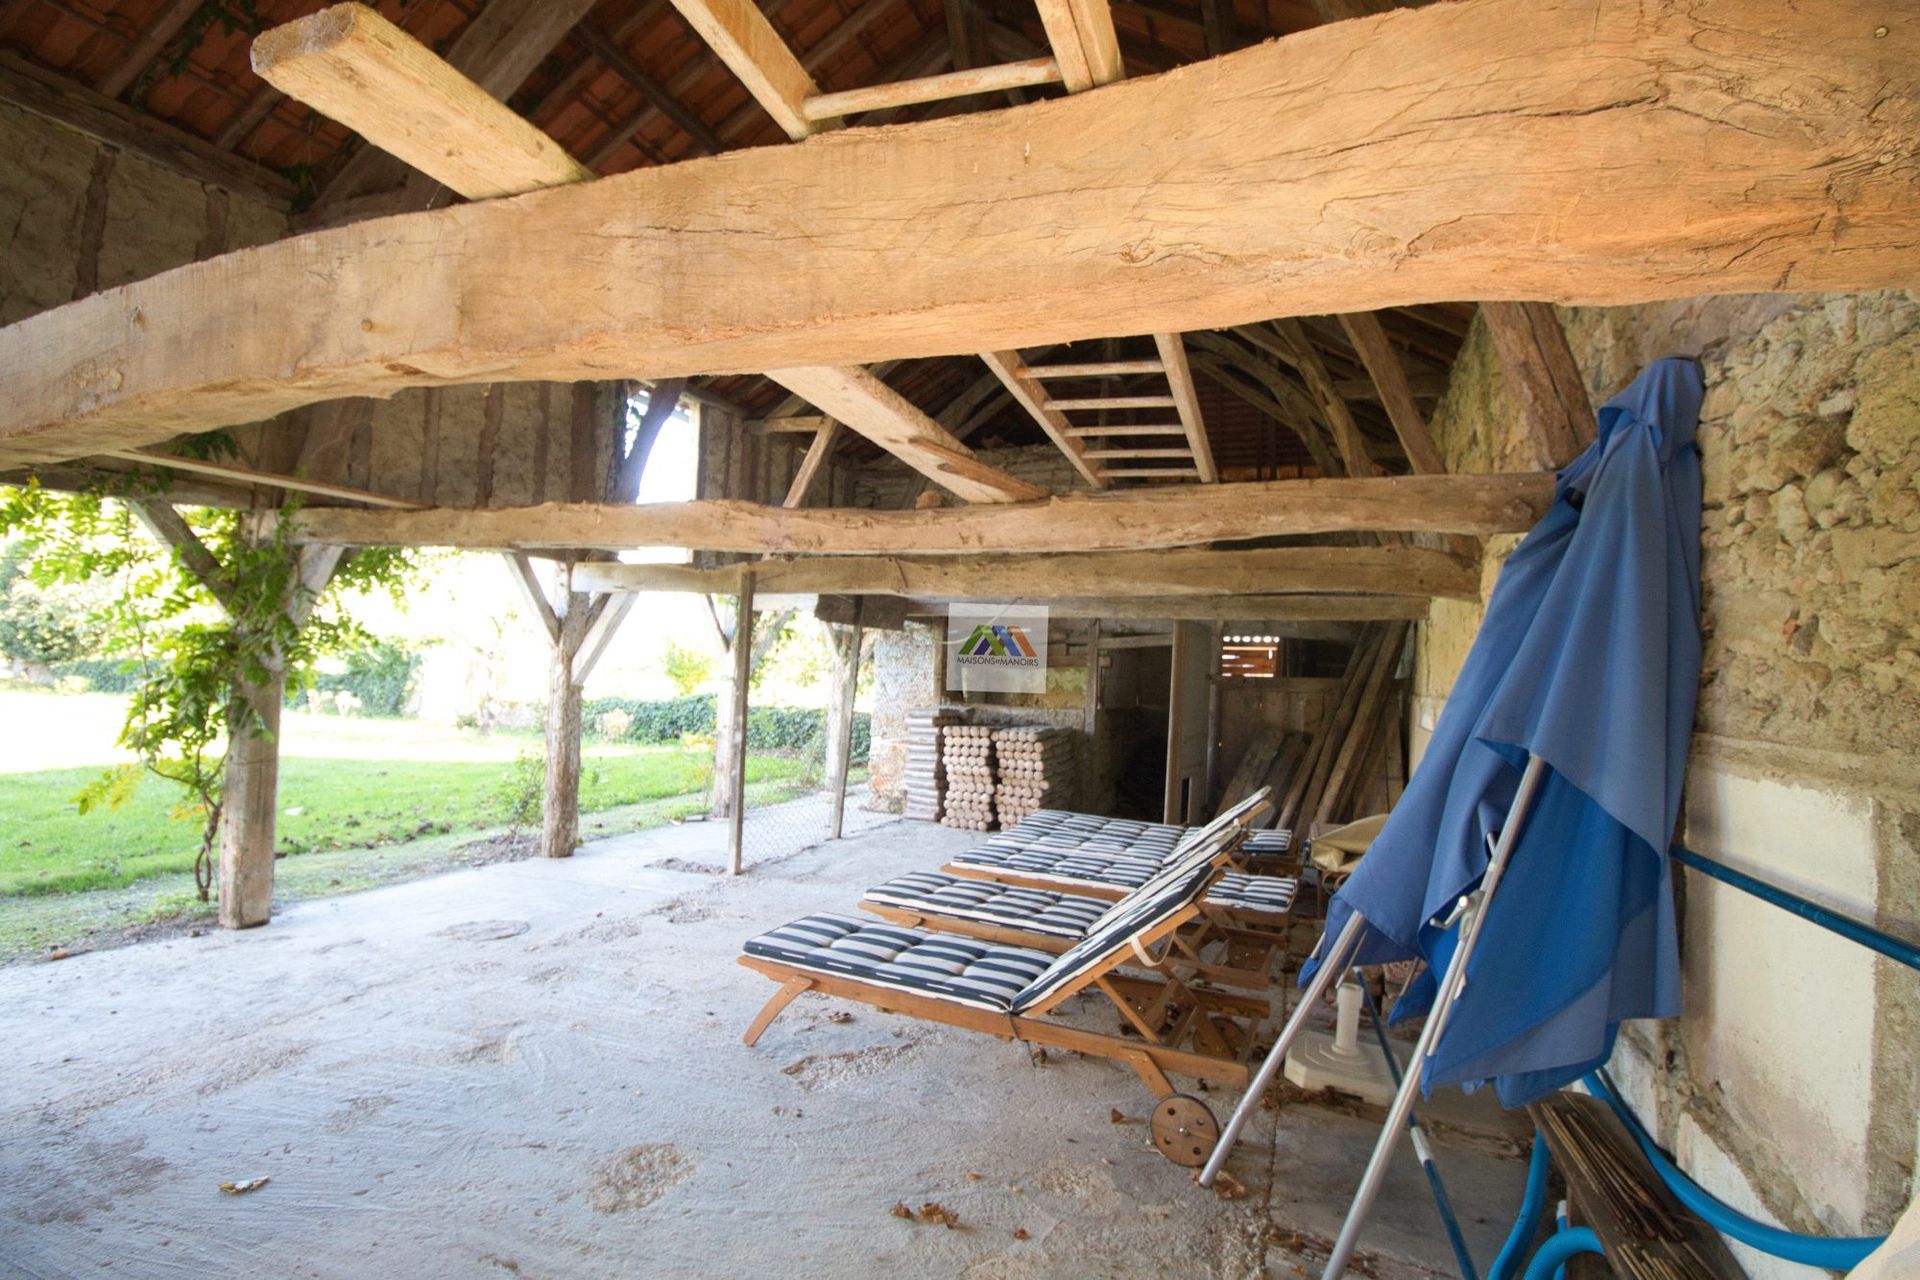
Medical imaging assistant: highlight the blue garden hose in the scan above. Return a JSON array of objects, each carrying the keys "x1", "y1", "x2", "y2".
[
  {"x1": 1586, "y1": 1071, "x2": 1884, "y2": 1270},
  {"x1": 1487, "y1": 1133, "x2": 1552, "y2": 1280},
  {"x1": 1520, "y1": 1227, "x2": 1602, "y2": 1280}
]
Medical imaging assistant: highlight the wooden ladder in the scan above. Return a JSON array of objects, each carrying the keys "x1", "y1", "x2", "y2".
[{"x1": 983, "y1": 334, "x2": 1217, "y2": 487}]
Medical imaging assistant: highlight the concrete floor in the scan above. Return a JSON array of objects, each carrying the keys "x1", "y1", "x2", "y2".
[{"x1": 0, "y1": 809, "x2": 1528, "y2": 1279}]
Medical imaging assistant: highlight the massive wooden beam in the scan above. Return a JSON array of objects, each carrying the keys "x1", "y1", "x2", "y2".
[
  {"x1": 273, "y1": 472, "x2": 1551, "y2": 553},
  {"x1": 569, "y1": 545, "x2": 1478, "y2": 600},
  {"x1": 906, "y1": 595, "x2": 1430, "y2": 623},
  {"x1": 253, "y1": 6, "x2": 594, "y2": 202},
  {"x1": 4, "y1": 0, "x2": 1915, "y2": 467},
  {"x1": 766, "y1": 365, "x2": 1044, "y2": 503}
]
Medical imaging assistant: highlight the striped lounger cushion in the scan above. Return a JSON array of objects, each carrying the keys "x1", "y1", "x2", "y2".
[
  {"x1": 748, "y1": 831, "x2": 1232, "y2": 1014},
  {"x1": 1209, "y1": 872, "x2": 1298, "y2": 919},
  {"x1": 866, "y1": 869, "x2": 1297, "y2": 933},
  {"x1": 743, "y1": 913, "x2": 1054, "y2": 1010},
  {"x1": 862, "y1": 871, "x2": 1110, "y2": 940}
]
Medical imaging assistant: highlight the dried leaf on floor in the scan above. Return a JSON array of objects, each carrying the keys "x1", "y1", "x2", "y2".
[
  {"x1": 1208, "y1": 1170, "x2": 1247, "y2": 1201},
  {"x1": 218, "y1": 1177, "x2": 270, "y2": 1195},
  {"x1": 888, "y1": 1201, "x2": 914, "y2": 1219},
  {"x1": 917, "y1": 1201, "x2": 961, "y2": 1229}
]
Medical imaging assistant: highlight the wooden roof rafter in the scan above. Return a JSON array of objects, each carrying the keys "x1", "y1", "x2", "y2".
[{"x1": 253, "y1": 2, "x2": 1041, "y2": 507}]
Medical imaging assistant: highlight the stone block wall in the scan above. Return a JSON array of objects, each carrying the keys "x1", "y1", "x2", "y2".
[{"x1": 1414, "y1": 291, "x2": 1920, "y2": 1272}]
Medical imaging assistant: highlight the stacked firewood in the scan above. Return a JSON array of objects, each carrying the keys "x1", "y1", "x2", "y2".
[
  {"x1": 992, "y1": 726, "x2": 1079, "y2": 827},
  {"x1": 905, "y1": 709, "x2": 960, "y2": 822},
  {"x1": 939, "y1": 725, "x2": 999, "y2": 830}
]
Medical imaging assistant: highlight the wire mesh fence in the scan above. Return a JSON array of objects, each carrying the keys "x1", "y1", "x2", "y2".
[{"x1": 737, "y1": 622, "x2": 882, "y2": 866}]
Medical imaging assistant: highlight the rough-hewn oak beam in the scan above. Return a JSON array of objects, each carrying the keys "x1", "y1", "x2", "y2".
[
  {"x1": 3, "y1": 0, "x2": 1915, "y2": 467},
  {"x1": 252, "y1": 5, "x2": 594, "y2": 202},
  {"x1": 907, "y1": 595, "x2": 1429, "y2": 623},
  {"x1": 569, "y1": 544, "x2": 1477, "y2": 599},
  {"x1": 273, "y1": 472, "x2": 1551, "y2": 554}
]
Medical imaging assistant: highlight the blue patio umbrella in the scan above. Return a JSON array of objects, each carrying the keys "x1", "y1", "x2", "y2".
[{"x1": 1319, "y1": 355, "x2": 1705, "y2": 1107}]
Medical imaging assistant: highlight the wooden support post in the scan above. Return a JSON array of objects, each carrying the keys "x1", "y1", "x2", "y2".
[
  {"x1": 539, "y1": 566, "x2": 594, "y2": 860},
  {"x1": 727, "y1": 568, "x2": 756, "y2": 875},
  {"x1": 1480, "y1": 301, "x2": 1595, "y2": 468},
  {"x1": 826, "y1": 617, "x2": 864, "y2": 839},
  {"x1": 220, "y1": 662, "x2": 286, "y2": 929}
]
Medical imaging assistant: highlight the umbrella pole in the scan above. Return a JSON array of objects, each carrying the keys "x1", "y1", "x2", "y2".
[
  {"x1": 1198, "y1": 909, "x2": 1368, "y2": 1188},
  {"x1": 1321, "y1": 754, "x2": 1551, "y2": 1280}
]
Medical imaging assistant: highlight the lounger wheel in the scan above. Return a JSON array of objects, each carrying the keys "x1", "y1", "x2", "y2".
[{"x1": 1150, "y1": 1093, "x2": 1220, "y2": 1167}]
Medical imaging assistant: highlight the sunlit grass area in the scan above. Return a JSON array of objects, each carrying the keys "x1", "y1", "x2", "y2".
[{"x1": 0, "y1": 689, "x2": 813, "y2": 896}]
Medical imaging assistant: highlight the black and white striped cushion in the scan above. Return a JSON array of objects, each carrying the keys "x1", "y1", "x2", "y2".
[
  {"x1": 957, "y1": 793, "x2": 1280, "y2": 892},
  {"x1": 861, "y1": 872, "x2": 1109, "y2": 940},
  {"x1": 743, "y1": 913, "x2": 1053, "y2": 1010},
  {"x1": 867, "y1": 868, "x2": 1297, "y2": 931},
  {"x1": 1009, "y1": 848, "x2": 1223, "y2": 1014},
  {"x1": 1243, "y1": 829, "x2": 1295, "y2": 859},
  {"x1": 1210, "y1": 872, "x2": 1298, "y2": 919},
  {"x1": 947, "y1": 843, "x2": 1171, "y2": 889}
]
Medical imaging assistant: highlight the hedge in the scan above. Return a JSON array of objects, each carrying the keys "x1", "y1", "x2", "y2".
[
  {"x1": 48, "y1": 657, "x2": 143, "y2": 694},
  {"x1": 584, "y1": 693, "x2": 869, "y2": 761},
  {"x1": 302, "y1": 640, "x2": 420, "y2": 718}
]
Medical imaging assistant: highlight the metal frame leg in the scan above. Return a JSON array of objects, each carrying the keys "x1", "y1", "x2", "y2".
[
  {"x1": 1321, "y1": 754, "x2": 1549, "y2": 1280},
  {"x1": 1198, "y1": 910, "x2": 1369, "y2": 1188}
]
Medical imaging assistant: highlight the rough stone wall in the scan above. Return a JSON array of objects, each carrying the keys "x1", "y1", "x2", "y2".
[
  {"x1": 1414, "y1": 291, "x2": 1920, "y2": 1270},
  {"x1": 865, "y1": 623, "x2": 938, "y2": 810}
]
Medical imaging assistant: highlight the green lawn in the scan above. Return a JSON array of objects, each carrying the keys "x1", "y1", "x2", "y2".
[{"x1": 0, "y1": 688, "x2": 805, "y2": 898}]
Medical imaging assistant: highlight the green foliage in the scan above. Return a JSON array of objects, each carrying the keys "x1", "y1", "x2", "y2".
[
  {"x1": 0, "y1": 542, "x2": 104, "y2": 665},
  {"x1": 581, "y1": 692, "x2": 869, "y2": 760},
  {"x1": 47, "y1": 658, "x2": 142, "y2": 693},
  {"x1": 494, "y1": 750, "x2": 544, "y2": 830},
  {"x1": 305, "y1": 638, "x2": 420, "y2": 717},
  {"x1": 0, "y1": 476, "x2": 418, "y2": 899},
  {"x1": 660, "y1": 640, "x2": 714, "y2": 697},
  {"x1": 583, "y1": 693, "x2": 718, "y2": 742},
  {"x1": 754, "y1": 619, "x2": 828, "y2": 692}
]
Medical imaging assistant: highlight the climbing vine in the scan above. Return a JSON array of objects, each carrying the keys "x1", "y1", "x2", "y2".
[{"x1": 0, "y1": 464, "x2": 415, "y2": 899}]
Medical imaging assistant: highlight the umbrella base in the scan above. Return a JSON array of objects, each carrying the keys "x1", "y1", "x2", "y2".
[{"x1": 1284, "y1": 1028, "x2": 1397, "y2": 1107}]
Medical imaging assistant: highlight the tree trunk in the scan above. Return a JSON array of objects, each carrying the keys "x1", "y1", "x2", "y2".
[
  {"x1": 219, "y1": 664, "x2": 286, "y2": 929},
  {"x1": 542, "y1": 593, "x2": 589, "y2": 858}
]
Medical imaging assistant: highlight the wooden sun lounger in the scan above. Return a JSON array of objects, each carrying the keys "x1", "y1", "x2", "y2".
[
  {"x1": 859, "y1": 792, "x2": 1289, "y2": 989},
  {"x1": 738, "y1": 818, "x2": 1274, "y2": 1164}
]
